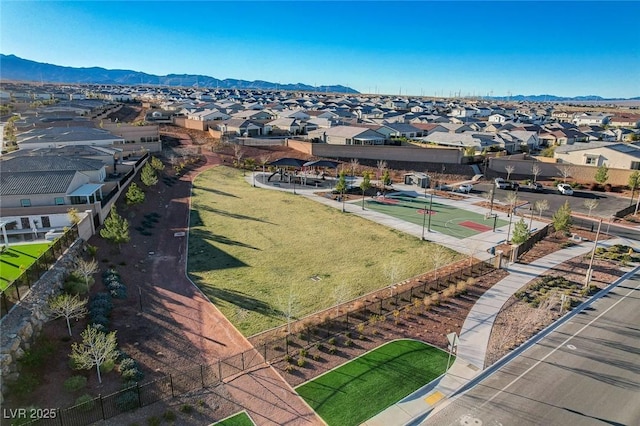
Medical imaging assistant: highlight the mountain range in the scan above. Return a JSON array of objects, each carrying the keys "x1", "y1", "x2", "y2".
[
  {"x1": 1, "y1": 54, "x2": 638, "y2": 101},
  {"x1": 0, "y1": 54, "x2": 359, "y2": 94}
]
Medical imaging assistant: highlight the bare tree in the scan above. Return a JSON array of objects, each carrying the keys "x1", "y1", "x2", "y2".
[
  {"x1": 277, "y1": 284, "x2": 300, "y2": 335},
  {"x1": 332, "y1": 282, "x2": 353, "y2": 316},
  {"x1": 534, "y1": 199, "x2": 550, "y2": 218},
  {"x1": 584, "y1": 198, "x2": 599, "y2": 217},
  {"x1": 259, "y1": 153, "x2": 271, "y2": 178},
  {"x1": 233, "y1": 144, "x2": 244, "y2": 170},
  {"x1": 376, "y1": 160, "x2": 387, "y2": 189},
  {"x1": 505, "y1": 165, "x2": 515, "y2": 181},
  {"x1": 70, "y1": 326, "x2": 118, "y2": 384},
  {"x1": 430, "y1": 245, "x2": 453, "y2": 281},
  {"x1": 531, "y1": 163, "x2": 542, "y2": 183},
  {"x1": 558, "y1": 164, "x2": 574, "y2": 183},
  {"x1": 74, "y1": 258, "x2": 99, "y2": 293},
  {"x1": 47, "y1": 294, "x2": 87, "y2": 337},
  {"x1": 504, "y1": 192, "x2": 520, "y2": 215},
  {"x1": 350, "y1": 158, "x2": 360, "y2": 177}
]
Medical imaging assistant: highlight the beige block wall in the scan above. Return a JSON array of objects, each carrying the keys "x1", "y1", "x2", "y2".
[
  {"x1": 173, "y1": 117, "x2": 207, "y2": 131},
  {"x1": 489, "y1": 157, "x2": 636, "y2": 185},
  {"x1": 288, "y1": 140, "x2": 462, "y2": 163}
]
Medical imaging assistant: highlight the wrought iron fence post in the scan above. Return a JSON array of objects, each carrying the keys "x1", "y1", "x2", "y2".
[
  {"x1": 169, "y1": 374, "x2": 175, "y2": 398},
  {"x1": 201, "y1": 365, "x2": 205, "y2": 388},
  {"x1": 58, "y1": 408, "x2": 63, "y2": 426},
  {"x1": 136, "y1": 383, "x2": 142, "y2": 408},
  {"x1": 242, "y1": 352, "x2": 245, "y2": 370},
  {"x1": 345, "y1": 312, "x2": 349, "y2": 330},
  {"x1": 99, "y1": 394, "x2": 105, "y2": 420},
  {"x1": 218, "y1": 360, "x2": 222, "y2": 382},
  {"x1": 263, "y1": 343, "x2": 267, "y2": 362}
]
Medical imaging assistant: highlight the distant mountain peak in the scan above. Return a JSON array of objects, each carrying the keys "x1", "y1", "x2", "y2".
[{"x1": 0, "y1": 54, "x2": 359, "y2": 94}]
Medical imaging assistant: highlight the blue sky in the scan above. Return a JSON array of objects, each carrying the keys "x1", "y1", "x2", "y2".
[{"x1": 2, "y1": 1, "x2": 639, "y2": 98}]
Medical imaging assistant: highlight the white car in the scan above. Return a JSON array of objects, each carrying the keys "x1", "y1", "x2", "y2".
[
  {"x1": 458, "y1": 183, "x2": 473, "y2": 193},
  {"x1": 557, "y1": 183, "x2": 574, "y2": 195}
]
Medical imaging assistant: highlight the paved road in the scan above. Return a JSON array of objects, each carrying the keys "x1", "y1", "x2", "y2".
[
  {"x1": 471, "y1": 182, "x2": 630, "y2": 218},
  {"x1": 423, "y1": 272, "x2": 640, "y2": 426}
]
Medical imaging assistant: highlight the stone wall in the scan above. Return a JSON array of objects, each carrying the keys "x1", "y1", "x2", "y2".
[{"x1": 0, "y1": 240, "x2": 83, "y2": 404}]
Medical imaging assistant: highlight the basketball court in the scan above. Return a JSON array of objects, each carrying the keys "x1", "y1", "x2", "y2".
[{"x1": 363, "y1": 194, "x2": 508, "y2": 239}]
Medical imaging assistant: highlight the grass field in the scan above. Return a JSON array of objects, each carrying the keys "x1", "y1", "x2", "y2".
[
  {"x1": 187, "y1": 167, "x2": 461, "y2": 336},
  {"x1": 362, "y1": 194, "x2": 508, "y2": 239},
  {"x1": 212, "y1": 411, "x2": 254, "y2": 426},
  {"x1": 295, "y1": 339, "x2": 451, "y2": 426},
  {"x1": 0, "y1": 243, "x2": 51, "y2": 290}
]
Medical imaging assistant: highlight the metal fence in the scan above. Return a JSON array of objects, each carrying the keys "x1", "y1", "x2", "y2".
[
  {"x1": 0, "y1": 226, "x2": 79, "y2": 318},
  {"x1": 22, "y1": 256, "x2": 498, "y2": 426}
]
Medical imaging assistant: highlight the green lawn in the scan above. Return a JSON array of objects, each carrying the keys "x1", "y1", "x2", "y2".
[
  {"x1": 211, "y1": 411, "x2": 254, "y2": 426},
  {"x1": 187, "y1": 167, "x2": 460, "y2": 336},
  {"x1": 362, "y1": 194, "x2": 508, "y2": 239},
  {"x1": 295, "y1": 339, "x2": 451, "y2": 426},
  {"x1": 0, "y1": 243, "x2": 51, "y2": 290}
]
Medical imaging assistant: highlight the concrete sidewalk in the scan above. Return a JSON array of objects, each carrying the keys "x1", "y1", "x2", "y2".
[{"x1": 362, "y1": 238, "x2": 628, "y2": 426}]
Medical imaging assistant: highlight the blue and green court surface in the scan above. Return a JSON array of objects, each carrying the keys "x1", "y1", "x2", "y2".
[{"x1": 362, "y1": 194, "x2": 508, "y2": 239}]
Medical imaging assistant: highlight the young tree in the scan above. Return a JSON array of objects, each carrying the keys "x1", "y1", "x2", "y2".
[
  {"x1": 504, "y1": 192, "x2": 520, "y2": 216},
  {"x1": 360, "y1": 170, "x2": 372, "y2": 210},
  {"x1": 259, "y1": 154, "x2": 271, "y2": 178},
  {"x1": 430, "y1": 245, "x2": 453, "y2": 281},
  {"x1": 277, "y1": 285, "x2": 300, "y2": 335},
  {"x1": 99, "y1": 206, "x2": 130, "y2": 251},
  {"x1": 382, "y1": 169, "x2": 392, "y2": 187},
  {"x1": 140, "y1": 163, "x2": 158, "y2": 187},
  {"x1": 125, "y1": 182, "x2": 145, "y2": 206},
  {"x1": 67, "y1": 207, "x2": 81, "y2": 226},
  {"x1": 505, "y1": 165, "x2": 515, "y2": 181},
  {"x1": 583, "y1": 199, "x2": 599, "y2": 217},
  {"x1": 594, "y1": 163, "x2": 609, "y2": 186},
  {"x1": 376, "y1": 160, "x2": 387, "y2": 189},
  {"x1": 511, "y1": 218, "x2": 530, "y2": 245},
  {"x1": 70, "y1": 326, "x2": 118, "y2": 384},
  {"x1": 558, "y1": 164, "x2": 574, "y2": 183},
  {"x1": 628, "y1": 171, "x2": 640, "y2": 205},
  {"x1": 552, "y1": 201, "x2": 573, "y2": 234},
  {"x1": 534, "y1": 199, "x2": 550, "y2": 218},
  {"x1": 150, "y1": 156, "x2": 165, "y2": 172},
  {"x1": 350, "y1": 158, "x2": 359, "y2": 176},
  {"x1": 335, "y1": 170, "x2": 348, "y2": 212},
  {"x1": 531, "y1": 164, "x2": 542, "y2": 183},
  {"x1": 464, "y1": 146, "x2": 476, "y2": 157},
  {"x1": 233, "y1": 144, "x2": 244, "y2": 170},
  {"x1": 47, "y1": 294, "x2": 87, "y2": 337},
  {"x1": 74, "y1": 257, "x2": 99, "y2": 292}
]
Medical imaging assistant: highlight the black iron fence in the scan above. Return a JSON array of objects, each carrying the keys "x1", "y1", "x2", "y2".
[
  {"x1": 21, "y1": 256, "x2": 498, "y2": 426},
  {"x1": 1, "y1": 226, "x2": 78, "y2": 318}
]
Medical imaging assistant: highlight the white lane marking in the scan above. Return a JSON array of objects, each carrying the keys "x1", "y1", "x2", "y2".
[
  {"x1": 566, "y1": 344, "x2": 576, "y2": 350},
  {"x1": 481, "y1": 276, "x2": 640, "y2": 408}
]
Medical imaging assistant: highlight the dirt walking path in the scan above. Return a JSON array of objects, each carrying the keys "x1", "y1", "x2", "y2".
[{"x1": 135, "y1": 135, "x2": 322, "y2": 425}]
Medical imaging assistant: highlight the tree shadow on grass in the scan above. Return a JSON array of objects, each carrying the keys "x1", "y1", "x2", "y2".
[
  {"x1": 198, "y1": 284, "x2": 281, "y2": 319},
  {"x1": 192, "y1": 184, "x2": 239, "y2": 198},
  {"x1": 192, "y1": 205, "x2": 274, "y2": 224}
]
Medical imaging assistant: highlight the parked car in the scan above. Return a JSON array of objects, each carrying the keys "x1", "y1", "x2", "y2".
[
  {"x1": 495, "y1": 178, "x2": 509, "y2": 189},
  {"x1": 525, "y1": 182, "x2": 544, "y2": 192},
  {"x1": 458, "y1": 183, "x2": 473, "y2": 193},
  {"x1": 495, "y1": 178, "x2": 519, "y2": 190},
  {"x1": 557, "y1": 183, "x2": 574, "y2": 195}
]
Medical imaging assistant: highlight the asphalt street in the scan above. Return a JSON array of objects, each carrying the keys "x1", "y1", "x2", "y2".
[{"x1": 423, "y1": 272, "x2": 640, "y2": 426}]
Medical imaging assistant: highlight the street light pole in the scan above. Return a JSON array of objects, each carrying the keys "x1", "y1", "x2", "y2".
[
  {"x1": 427, "y1": 182, "x2": 435, "y2": 233},
  {"x1": 585, "y1": 218, "x2": 603, "y2": 287},
  {"x1": 506, "y1": 207, "x2": 514, "y2": 243},
  {"x1": 421, "y1": 185, "x2": 428, "y2": 240}
]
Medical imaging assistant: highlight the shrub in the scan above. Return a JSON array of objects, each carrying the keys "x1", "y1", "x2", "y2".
[
  {"x1": 118, "y1": 358, "x2": 138, "y2": 372},
  {"x1": 64, "y1": 375, "x2": 87, "y2": 392},
  {"x1": 63, "y1": 278, "x2": 88, "y2": 295},
  {"x1": 431, "y1": 292, "x2": 441, "y2": 305},
  {"x1": 8, "y1": 372, "x2": 39, "y2": 397},
  {"x1": 163, "y1": 410, "x2": 176, "y2": 422},
  {"x1": 90, "y1": 297, "x2": 113, "y2": 312},
  {"x1": 89, "y1": 313, "x2": 109, "y2": 328},
  {"x1": 147, "y1": 417, "x2": 161, "y2": 426},
  {"x1": 75, "y1": 394, "x2": 95, "y2": 412},
  {"x1": 456, "y1": 281, "x2": 468, "y2": 295},
  {"x1": 329, "y1": 345, "x2": 337, "y2": 354},
  {"x1": 345, "y1": 338, "x2": 353, "y2": 347},
  {"x1": 297, "y1": 357, "x2": 306, "y2": 367},
  {"x1": 443, "y1": 284, "x2": 457, "y2": 298},
  {"x1": 100, "y1": 359, "x2": 115, "y2": 373},
  {"x1": 122, "y1": 380, "x2": 137, "y2": 390},
  {"x1": 283, "y1": 354, "x2": 292, "y2": 363},
  {"x1": 116, "y1": 390, "x2": 139, "y2": 411},
  {"x1": 315, "y1": 342, "x2": 325, "y2": 351},
  {"x1": 284, "y1": 363, "x2": 295, "y2": 373},
  {"x1": 179, "y1": 404, "x2": 193, "y2": 414},
  {"x1": 327, "y1": 337, "x2": 336, "y2": 346},
  {"x1": 299, "y1": 348, "x2": 308, "y2": 358},
  {"x1": 312, "y1": 353, "x2": 321, "y2": 361},
  {"x1": 121, "y1": 367, "x2": 144, "y2": 382}
]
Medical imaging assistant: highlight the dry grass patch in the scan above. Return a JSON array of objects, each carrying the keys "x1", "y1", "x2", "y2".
[{"x1": 188, "y1": 166, "x2": 460, "y2": 336}]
